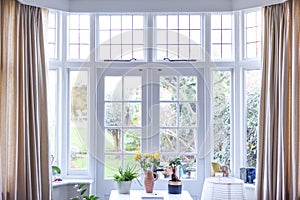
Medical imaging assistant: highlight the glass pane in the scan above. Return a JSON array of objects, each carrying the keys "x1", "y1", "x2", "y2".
[
  {"x1": 246, "y1": 27, "x2": 257, "y2": 43},
  {"x1": 69, "y1": 15, "x2": 79, "y2": 29},
  {"x1": 212, "y1": 71, "x2": 231, "y2": 168},
  {"x1": 111, "y1": 15, "x2": 121, "y2": 29},
  {"x1": 168, "y1": 30, "x2": 178, "y2": 44},
  {"x1": 69, "y1": 45, "x2": 79, "y2": 59},
  {"x1": 79, "y1": 15, "x2": 90, "y2": 29},
  {"x1": 157, "y1": 16, "x2": 167, "y2": 29},
  {"x1": 157, "y1": 30, "x2": 167, "y2": 44},
  {"x1": 124, "y1": 103, "x2": 141, "y2": 127},
  {"x1": 179, "y1": 15, "x2": 189, "y2": 29},
  {"x1": 180, "y1": 103, "x2": 197, "y2": 127},
  {"x1": 211, "y1": 15, "x2": 221, "y2": 29},
  {"x1": 181, "y1": 155, "x2": 197, "y2": 179},
  {"x1": 105, "y1": 155, "x2": 122, "y2": 178},
  {"x1": 160, "y1": 103, "x2": 177, "y2": 127},
  {"x1": 160, "y1": 76, "x2": 178, "y2": 101},
  {"x1": 179, "y1": 30, "x2": 189, "y2": 44},
  {"x1": 245, "y1": 70, "x2": 261, "y2": 167},
  {"x1": 80, "y1": 30, "x2": 90, "y2": 43},
  {"x1": 133, "y1": 45, "x2": 144, "y2": 60},
  {"x1": 124, "y1": 76, "x2": 142, "y2": 101},
  {"x1": 99, "y1": 16, "x2": 111, "y2": 30},
  {"x1": 222, "y1": 44, "x2": 232, "y2": 59},
  {"x1": 179, "y1": 76, "x2": 197, "y2": 101},
  {"x1": 122, "y1": 15, "x2": 132, "y2": 29},
  {"x1": 190, "y1": 30, "x2": 201, "y2": 44},
  {"x1": 122, "y1": 45, "x2": 133, "y2": 60},
  {"x1": 246, "y1": 12, "x2": 256, "y2": 27},
  {"x1": 80, "y1": 45, "x2": 90, "y2": 60},
  {"x1": 178, "y1": 45, "x2": 189, "y2": 59},
  {"x1": 124, "y1": 129, "x2": 141, "y2": 152},
  {"x1": 48, "y1": 29, "x2": 56, "y2": 43},
  {"x1": 105, "y1": 129, "x2": 122, "y2": 152},
  {"x1": 168, "y1": 45, "x2": 178, "y2": 60},
  {"x1": 211, "y1": 44, "x2": 221, "y2": 59},
  {"x1": 133, "y1": 30, "x2": 143, "y2": 44},
  {"x1": 156, "y1": 45, "x2": 167, "y2": 60},
  {"x1": 222, "y1": 30, "x2": 232, "y2": 43},
  {"x1": 179, "y1": 129, "x2": 196, "y2": 152},
  {"x1": 99, "y1": 31, "x2": 110, "y2": 45},
  {"x1": 124, "y1": 155, "x2": 137, "y2": 168},
  {"x1": 160, "y1": 129, "x2": 177, "y2": 152},
  {"x1": 211, "y1": 30, "x2": 221, "y2": 44},
  {"x1": 99, "y1": 45, "x2": 110, "y2": 60},
  {"x1": 122, "y1": 30, "x2": 133, "y2": 44},
  {"x1": 133, "y1": 16, "x2": 144, "y2": 29},
  {"x1": 69, "y1": 30, "x2": 79, "y2": 43},
  {"x1": 190, "y1": 45, "x2": 202, "y2": 60},
  {"x1": 190, "y1": 15, "x2": 201, "y2": 29},
  {"x1": 168, "y1": 15, "x2": 178, "y2": 29},
  {"x1": 111, "y1": 45, "x2": 122, "y2": 59},
  {"x1": 48, "y1": 13, "x2": 56, "y2": 28},
  {"x1": 105, "y1": 103, "x2": 122, "y2": 126},
  {"x1": 48, "y1": 70, "x2": 57, "y2": 157},
  {"x1": 69, "y1": 71, "x2": 88, "y2": 169},
  {"x1": 222, "y1": 15, "x2": 232, "y2": 29},
  {"x1": 111, "y1": 30, "x2": 122, "y2": 44},
  {"x1": 246, "y1": 43, "x2": 257, "y2": 58}
]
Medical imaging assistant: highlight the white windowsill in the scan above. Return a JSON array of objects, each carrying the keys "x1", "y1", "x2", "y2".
[{"x1": 52, "y1": 179, "x2": 93, "y2": 187}]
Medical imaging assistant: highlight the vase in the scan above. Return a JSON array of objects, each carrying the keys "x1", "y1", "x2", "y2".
[{"x1": 144, "y1": 170, "x2": 154, "y2": 193}]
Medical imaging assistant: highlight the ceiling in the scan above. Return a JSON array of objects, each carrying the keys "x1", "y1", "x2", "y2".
[{"x1": 19, "y1": 0, "x2": 286, "y2": 12}]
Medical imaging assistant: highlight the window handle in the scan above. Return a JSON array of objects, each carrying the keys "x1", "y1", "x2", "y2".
[
  {"x1": 163, "y1": 58, "x2": 197, "y2": 62},
  {"x1": 104, "y1": 58, "x2": 137, "y2": 62}
]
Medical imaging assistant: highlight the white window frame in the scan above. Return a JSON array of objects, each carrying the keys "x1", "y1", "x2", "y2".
[{"x1": 47, "y1": 9, "x2": 262, "y2": 199}]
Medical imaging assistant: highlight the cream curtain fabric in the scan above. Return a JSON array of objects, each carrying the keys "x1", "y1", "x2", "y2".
[
  {"x1": 0, "y1": 0, "x2": 50, "y2": 199},
  {"x1": 257, "y1": 0, "x2": 300, "y2": 199}
]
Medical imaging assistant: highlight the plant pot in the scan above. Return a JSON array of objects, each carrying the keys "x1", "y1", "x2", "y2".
[
  {"x1": 168, "y1": 180, "x2": 182, "y2": 194},
  {"x1": 116, "y1": 181, "x2": 132, "y2": 194}
]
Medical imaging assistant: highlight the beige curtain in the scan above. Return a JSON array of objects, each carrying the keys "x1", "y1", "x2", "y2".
[
  {"x1": 0, "y1": 0, "x2": 50, "y2": 199},
  {"x1": 257, "y1": 0, "x2": 300, "y2": 199}
]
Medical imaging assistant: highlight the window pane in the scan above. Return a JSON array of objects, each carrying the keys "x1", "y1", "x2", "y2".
[
  {"x1": 47, "y1": 12, "x2": 57, "y2": 59},
  {"x1": 159, "y1": 75, "x2": 198, "y2": 180},
  {"x1": 104, "y1": 75, "x2": 142, "y2": 178},
  {"x1": 244, "y1": 10, "x2": 262, "y2": 59},
  {"x1": 105, "y1": 155, "x2": 122, "y2": 178},
  {"x1": 213, "y1": 71, "x2": 231, "y2": 168},
  {"x1": 69, "y1": 71, "x2": 88, "y2": 169},
  {"x1": 211, "y1": 14, "x2": 233, "y2": 60},
  {"x1": 245, "y1": 70, "x2": 261, "y2": 167},
  {"x1": 97, "y1": 14, "x2": 144, "y2": 61},
  {"x1": 68, "y1": 14, "x2": 90, "y2": 60},
  {"x1": 156, "y1": 14, "x2": 203, "y2": 60}
]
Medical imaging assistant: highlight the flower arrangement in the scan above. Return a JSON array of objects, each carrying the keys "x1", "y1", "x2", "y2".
[{"x1": 134, "y1": 151, "x2": 160, "y2": 171}]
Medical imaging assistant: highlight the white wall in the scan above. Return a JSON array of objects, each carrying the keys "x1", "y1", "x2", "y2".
[{"x1": 19, "y1": 0, "x2": 287, "y2": 12}]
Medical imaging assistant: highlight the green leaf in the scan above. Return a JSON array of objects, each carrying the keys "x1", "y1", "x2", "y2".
[
  {"x1": 78, "y1": 183, "x2": 86, "y2": 189},
  {"x1": 52, "y1": 166, "x2": 61, "y2": 174},
  {"x1": 71, "y1": 198, "x2": 79, "y2": 200},
  {"x1": 80, "y1": 188, "x2": 87, "y2": 195}
]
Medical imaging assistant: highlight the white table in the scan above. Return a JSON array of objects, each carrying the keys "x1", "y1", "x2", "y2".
[{"x1": 109, "y1": 190, "x2": 193, "y2": 200}]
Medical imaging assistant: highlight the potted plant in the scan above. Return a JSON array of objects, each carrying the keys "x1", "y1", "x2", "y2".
[
  {"x1": 71, "y1": 183, "x2": 99, "y2": 200},
  {"x1": 113, "y1": 165, "x2": 139, "y2": 194},
  {"x1": 168, "y1": 157, "x2": 182, "y2": 194}
]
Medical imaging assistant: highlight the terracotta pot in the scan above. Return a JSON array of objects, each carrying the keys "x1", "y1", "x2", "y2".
[{"x1": 144, "y1": 170, "x2": 154, "y2": 193}]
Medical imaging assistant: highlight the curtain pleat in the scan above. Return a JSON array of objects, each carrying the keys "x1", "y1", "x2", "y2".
[
  {"x1": 0, "y1": 0, "x2": 50, "y2": 199},
  {"x1": 257, "y1": 0, "x2": 300, "y2": 199}
]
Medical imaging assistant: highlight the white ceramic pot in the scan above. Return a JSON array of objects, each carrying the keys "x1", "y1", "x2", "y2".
[{"x1": 117, "y1": 181, "x2": 132, "y2": 194}]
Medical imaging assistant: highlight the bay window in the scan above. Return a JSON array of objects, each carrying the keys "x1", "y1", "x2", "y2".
[{"x1": 47, "y1": 8, "x2": 262, "y2": 198}]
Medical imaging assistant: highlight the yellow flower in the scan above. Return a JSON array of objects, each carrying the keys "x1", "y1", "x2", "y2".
[
  {"x1": 149, "y1": 154, "x2": 154, "y2": 161},
  {"x1": 144, "y1": 153, "x2": 149, "y2": 158},
  {"x1": 154, "y1": 151, "x2": 160, "y2": 160},
  {"x1": 134, "y1": 152, "x2": 142, "y2": 161}
]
